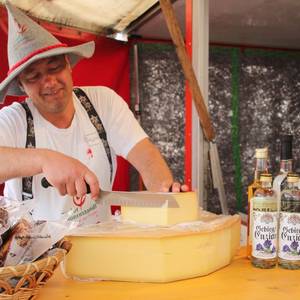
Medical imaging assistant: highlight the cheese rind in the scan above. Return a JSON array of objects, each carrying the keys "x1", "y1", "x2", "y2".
[
  {"x1": 121, "y1": 192, "x2": 199, "y2": 225},
  {"x1": 64, "y1": 214, "x2": 241, "y2": 282}
]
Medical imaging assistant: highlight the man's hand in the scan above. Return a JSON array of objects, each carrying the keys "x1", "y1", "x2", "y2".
[
  {"x1": 161, "y1": 182, "x2": 190, "y2": 193},
  {"x1": 41, "y1": 149, "x2": 100, "y2": 199},
  {"x1": 127, "y1": 138, "x2": 190, "y2": 193},
  {"x1": 0, "y1": 147, "x2": 100, "y2": 200}
]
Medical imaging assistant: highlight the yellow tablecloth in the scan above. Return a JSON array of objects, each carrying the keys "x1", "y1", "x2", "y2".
[{"x1": 38, "y1": 249, "x2": 300, "y2": 300}]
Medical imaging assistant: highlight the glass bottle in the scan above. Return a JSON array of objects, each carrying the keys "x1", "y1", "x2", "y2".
[
  {"x1": 273, "y1": 134, "x2": 293, "y2": 208},
  {"x1": 251, "y1": 174, "x2": 278, "y2": 268},
  {"x1": 247, "y1": 147, "x2": 269, "y2": 258},
  {"x1": 278, "y1": 173, "x2": 300, "y2": 269}
]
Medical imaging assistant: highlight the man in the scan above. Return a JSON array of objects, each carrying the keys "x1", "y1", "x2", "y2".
[{"x1": 0, "y1": 3, "x2": 188, "y2": 220}]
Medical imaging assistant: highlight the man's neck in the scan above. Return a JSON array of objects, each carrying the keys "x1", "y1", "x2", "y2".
[{"x1": 39, "y1": 100, "x2": 75, "y2": 129}]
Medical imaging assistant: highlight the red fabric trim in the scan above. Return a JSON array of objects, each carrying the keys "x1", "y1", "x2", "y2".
[
  {"x1": 7, "y1": 43, "x2": 68, "y2": 75},
  {"x1": 184, "y1": 0, "x2": 192, "y2": 190}
]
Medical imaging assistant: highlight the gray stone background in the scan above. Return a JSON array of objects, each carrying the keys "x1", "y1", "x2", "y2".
[
  {"x1": 130, "y1": 43, "x2": 185, "y2": 189},
  {"x1": 130, "y1": 42, "x2": 300, "y2": 214}
]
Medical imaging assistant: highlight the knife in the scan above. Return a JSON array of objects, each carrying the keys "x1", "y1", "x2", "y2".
[{"x1": 41, "y1": 177, "x2": 179, "y2": 208}]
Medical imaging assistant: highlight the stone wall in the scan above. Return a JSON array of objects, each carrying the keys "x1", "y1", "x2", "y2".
[{"x1": 130, "y1": 42, "x2": 300, "y2": 214}]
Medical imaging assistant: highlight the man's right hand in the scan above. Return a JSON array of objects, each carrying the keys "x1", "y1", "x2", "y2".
[
  {"x1": 0, "y1": 147, "x2": 100, "y2": 200},
  {"x1": 40, "y1": 149, "x2": 100, "y2": 200}
]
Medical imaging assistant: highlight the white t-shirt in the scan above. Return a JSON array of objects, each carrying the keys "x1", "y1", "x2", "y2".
[{"x1": 0, "y1": 86, "x2": 147, "y2": 220}]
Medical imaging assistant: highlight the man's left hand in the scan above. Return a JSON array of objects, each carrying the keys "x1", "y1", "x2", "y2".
[{"x1": 161, "y1": 182, "x2": 190, "y2": 193}]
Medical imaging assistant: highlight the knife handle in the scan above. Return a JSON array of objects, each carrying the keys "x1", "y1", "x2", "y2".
[{"x1": 41, "y1": 177, "x2": 91, "y2": 194}]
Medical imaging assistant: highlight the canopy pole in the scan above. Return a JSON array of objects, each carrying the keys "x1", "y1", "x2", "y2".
[
  {"x1": 159, "y1": 0, "x2": 229, "y2": 214},
  {"x1": 159, "y1": 0, "x2": 214, "y2": 141}
]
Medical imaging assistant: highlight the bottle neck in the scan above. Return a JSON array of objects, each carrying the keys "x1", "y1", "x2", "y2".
[
  {"x1": 279, "y1": 159, "x2": 293, "y2": 173},
  {"x1": 254, "y1": 158, "x2": 268, "y2": 180}
]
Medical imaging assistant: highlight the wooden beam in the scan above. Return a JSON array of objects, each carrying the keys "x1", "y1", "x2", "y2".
[{"x1": 159, "y1": 0, "x2": 215, "y2": 141}]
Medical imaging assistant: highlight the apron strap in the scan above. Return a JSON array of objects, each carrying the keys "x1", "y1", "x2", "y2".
[
  {"x1": 20, "y1": 102, "x2": 35, "y2": 201},
  {"x1": 73, "y1": 88, "x2": 113, "y2": 183}
]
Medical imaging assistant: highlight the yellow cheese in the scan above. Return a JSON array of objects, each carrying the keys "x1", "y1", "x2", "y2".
[
  {"x1": 63, "y1": 213, "x2": 241, "y2": 282},
  {"x1": 121, "y1": 191, "x2": 199, "y2": 225}
]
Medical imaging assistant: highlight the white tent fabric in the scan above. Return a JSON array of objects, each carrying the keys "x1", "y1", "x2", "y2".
[{"x1": 0, "y1": 0, "x2": 158, "y2": 34}]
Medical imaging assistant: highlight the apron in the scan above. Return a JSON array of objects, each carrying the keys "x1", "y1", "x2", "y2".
[{"x1": 20, "y1": 88, "x2": 115, "y2": 222}]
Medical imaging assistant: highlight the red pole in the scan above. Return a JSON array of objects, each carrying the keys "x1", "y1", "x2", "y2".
[{"x1": 185, "y1": 0, "x2": 192, "y2": 190}]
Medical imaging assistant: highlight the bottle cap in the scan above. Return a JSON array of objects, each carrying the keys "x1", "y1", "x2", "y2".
[
  {"x1": 255, "y1": 147, "x2": 268, "y2": 159},
  {"x1": 280, "y1": 135, "x2": 293, "y2": 160},
  {"x1": 287, "y1": 173, "x2": 299, "y2": 183},
  {"x1": 260, "y1": 173, "x2": 272, "y2": 182}
]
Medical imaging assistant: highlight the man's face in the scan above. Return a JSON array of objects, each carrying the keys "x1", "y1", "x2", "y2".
[{"x1": 18, "y1": 55, "x2": 73, "y2": 115}]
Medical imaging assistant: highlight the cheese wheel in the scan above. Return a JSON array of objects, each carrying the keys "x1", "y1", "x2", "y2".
[{"x1": 63, "y1": 212, "x2": 241, "y2": 282}]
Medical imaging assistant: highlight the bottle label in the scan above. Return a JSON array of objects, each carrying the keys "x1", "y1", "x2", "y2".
[
  {"x1": 278, "y1": 212, "x2": 300, "y2": 261},
  {"x1": 252, "y1": 197, "x2": 278, "y2": 259},
  {"x1": 248, "y1": 185, "x2": 259, "y2": 246}
]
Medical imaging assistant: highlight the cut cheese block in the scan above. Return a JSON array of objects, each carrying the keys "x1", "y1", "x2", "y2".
[
  {"x1": 121, "y1": 191, "x2": 199, "y2": 225},
  {"x1": 63, "y1": 212, "x2": 241, "y2": 282}
]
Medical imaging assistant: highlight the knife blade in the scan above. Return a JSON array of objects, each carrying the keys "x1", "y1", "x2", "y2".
[
  {"x1": 41, "y1": 177, "x2": 179, "y2": 208},
  {"x1": 96, "y1": 191, "x2": 179, "y2": 208}
]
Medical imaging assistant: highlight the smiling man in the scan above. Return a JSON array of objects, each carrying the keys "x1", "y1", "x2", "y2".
[{"x1": 0, "y1": 2, "x2": 188, "y2": 221}]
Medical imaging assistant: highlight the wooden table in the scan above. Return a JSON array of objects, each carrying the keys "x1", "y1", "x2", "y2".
[{"x1": 38, "y1": 249, "x2": 300, "y2": 300}]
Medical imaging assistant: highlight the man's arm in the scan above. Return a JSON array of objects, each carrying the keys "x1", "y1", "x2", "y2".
[
  {"x1": 127, "y1": 138, "x2": 189, "y2": 192},
  {"x1": 0, "y1": 147, "x2": 100, "y2": 199}
]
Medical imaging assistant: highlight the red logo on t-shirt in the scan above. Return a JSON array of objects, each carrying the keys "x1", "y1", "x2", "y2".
[{"x1": 87, "y1": 148, "x2": 93, "y2": 159}]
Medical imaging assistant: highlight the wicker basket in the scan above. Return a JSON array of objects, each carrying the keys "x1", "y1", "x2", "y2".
[{"x1": 0, "y1": 240, "x2": 71, "y2": 300}]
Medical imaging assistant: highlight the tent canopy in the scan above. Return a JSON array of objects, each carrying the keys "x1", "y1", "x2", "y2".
[
  {"x1": 0, "y1": 0, "x2": 159, "y2": 35},
  {"x1": 1, "y1": 0, "x2": 300, "y2": 49}
]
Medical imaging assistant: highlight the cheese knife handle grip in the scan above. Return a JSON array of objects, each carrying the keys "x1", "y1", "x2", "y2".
[
  {"x1": 41, "y1": 177, "x2": 51, "y2": 188},
  {"x1": 41, "y1": 177, "x2": 91, "y2": 194}
]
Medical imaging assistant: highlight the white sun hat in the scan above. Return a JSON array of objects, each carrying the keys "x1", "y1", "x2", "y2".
[{"x1": 0, "y1": 1, "x2": 95, "y2": 103}]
